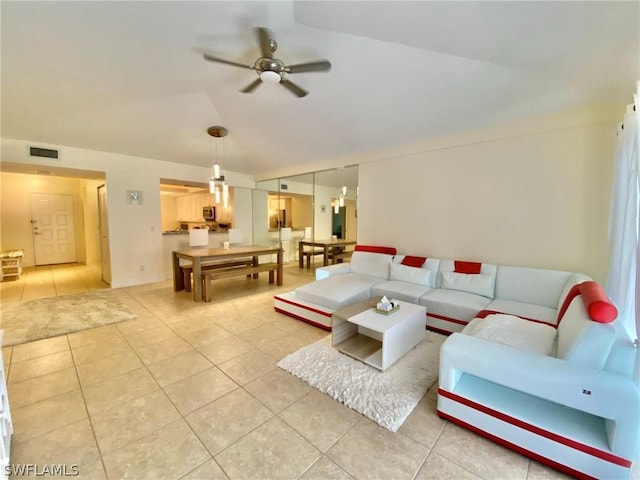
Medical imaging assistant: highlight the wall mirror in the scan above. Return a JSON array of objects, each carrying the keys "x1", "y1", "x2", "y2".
[{"x1": 253, "y1": 165, "x2": 358, "y2": 268}]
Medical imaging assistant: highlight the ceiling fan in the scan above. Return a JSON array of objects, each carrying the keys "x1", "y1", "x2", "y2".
[{"x1": 201, "y1": 27, "x2": 331, "y2": 98}]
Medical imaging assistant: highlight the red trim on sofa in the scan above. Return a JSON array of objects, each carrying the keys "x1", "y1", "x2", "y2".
[
  {"x1": 401, "y1": 255, "x2": 427, "y2": 267},
  {"x1": 354, "y1": 245, "x2": 397, "y2": 255},
  {"x1": 426, "y1": 325, "x2": 455, "y2": 335},
  {"x1": 438, "y1": 388, "x2": 632, "y2": 468},
  {"x1": 273, "y1": 307, "x2": 332, "y2": 331},
  {"x1": 557, "y1": 284, "x2": 582, "y2": 325},
  {"x1": 454, "y1": 260, "x2": 481, "y2": 274},
  {"x1": 437, "y1": 410, "x2": 598, "y2": 480},
  {"x1": 427, "y1": 312, "x2": 468, "y2": 326},
  {"x1": 579, "y1": 281, "x2": 618, "y2": 323},
  {"x1": 273, "y1": 295, "x2": 333, "y2": 317},
  {"x1": 476, "y1": 309, "x2": 550, "y2": 326}
]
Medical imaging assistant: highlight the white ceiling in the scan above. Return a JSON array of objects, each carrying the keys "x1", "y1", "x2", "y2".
[{"x1": 2, "y1": 1, "x2": 638, "y2": 180}]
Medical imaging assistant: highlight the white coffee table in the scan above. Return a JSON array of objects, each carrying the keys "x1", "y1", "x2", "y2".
[{"x1": 332, "y1": 298, "x2": 426, "y2": 371}]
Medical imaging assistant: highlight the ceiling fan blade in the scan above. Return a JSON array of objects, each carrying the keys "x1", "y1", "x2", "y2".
[
  {"x1": 240, "y1": 77, "x2": 262, "y2": 94},
  {"x1": 286, "y1": 60, "x2": 332, "y2": 74},
  {"x1": 280, "y1": 79, "x2": 308, "y2": 98},
  {"x1": 202, "y1": 53, "x2": 253, "y2": 70},
  {"x1": 255, "y1": 27, "x2": 274, "y2": 58}
]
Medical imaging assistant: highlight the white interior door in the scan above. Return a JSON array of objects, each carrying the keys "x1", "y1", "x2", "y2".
[
  {"x1": 30, "y1": 193, "x2": 78, "y2": 265},
  {"x1": 97, "y1": 184, "x2": 112, "y2": 285}
]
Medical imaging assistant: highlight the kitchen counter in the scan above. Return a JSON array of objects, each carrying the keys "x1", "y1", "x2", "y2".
[{"x1": 163, "y1": 230, "x2": 229, "y2": 235}]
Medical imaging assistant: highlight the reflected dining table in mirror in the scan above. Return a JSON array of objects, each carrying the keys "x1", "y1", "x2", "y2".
[
  {"x1": 298, "y1": 239, "x2": 357, "y2": 268},
  {"x1": 172, "y1": 245, "x2": 283, "y2": 302}
]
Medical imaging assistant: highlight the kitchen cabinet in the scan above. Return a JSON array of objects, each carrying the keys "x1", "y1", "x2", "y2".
[{"x1": 177, "y1": 193, "x2": 215, "y2": 221}]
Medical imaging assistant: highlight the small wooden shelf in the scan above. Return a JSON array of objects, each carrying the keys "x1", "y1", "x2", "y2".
[
  {"x1": 0, "y1": 255, "x2": 22, "y2": 281},
  {"x1": 334, "y1": 334, "x2": 383, "y2": 369}
]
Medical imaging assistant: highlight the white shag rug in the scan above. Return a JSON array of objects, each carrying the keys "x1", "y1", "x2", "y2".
[{"x1": 277, "y1": 331, "x2": 446, "y2": 432}]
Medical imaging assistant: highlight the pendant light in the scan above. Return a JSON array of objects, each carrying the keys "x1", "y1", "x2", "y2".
[{"x1": 207, "y1": 126, "x2": 228, "y2": 204}]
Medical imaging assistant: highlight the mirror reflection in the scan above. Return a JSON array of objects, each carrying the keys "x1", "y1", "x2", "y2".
[{"x1": 253, "y1": 165, "x2": 358, "y2": 271}]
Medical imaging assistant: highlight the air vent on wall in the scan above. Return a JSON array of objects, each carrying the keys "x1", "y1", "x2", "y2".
[
  {"x1": 280, "y1": 184, "x2": 288, "y2": 190},
  {"x1": 29, "y1": 147, "x2": 59, "y2": 159}
]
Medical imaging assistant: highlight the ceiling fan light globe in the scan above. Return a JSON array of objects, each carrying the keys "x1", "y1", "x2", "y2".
[{"x1": 260, "y1": 70, "x2": 281, "y2": 84}]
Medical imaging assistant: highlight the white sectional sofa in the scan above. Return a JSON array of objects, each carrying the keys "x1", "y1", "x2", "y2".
[
  {"x1": 273, "y1": 244, "x2": 639, "y2": 478},
  {"x1": 274, "y1": 245, "x2": 589, "y2": 334}
]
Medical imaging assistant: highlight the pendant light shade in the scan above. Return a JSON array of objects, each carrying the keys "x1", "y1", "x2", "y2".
[
  {"x1": 207, "y1": 126, "x2": 228, "y2": 206},
  {"x1": 222, "y1": 183, "x2": 229, "y2": 208}
]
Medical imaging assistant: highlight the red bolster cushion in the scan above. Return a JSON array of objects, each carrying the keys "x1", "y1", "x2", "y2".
[
  {"x1": 454, "y1": 260, "x2": 481, "y2": 274},
  {"x1": 579, "y1": 281, "x2": 618, "y2": 323},
  {"x1": 401, "y1": 256, "x2": 427, "y2": 267},
  {"x1": 354, "y1": 245, "x2": 397, "y2": 255}
]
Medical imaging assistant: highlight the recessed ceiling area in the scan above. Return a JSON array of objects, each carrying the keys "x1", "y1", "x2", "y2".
[{"x1": 1, "y1": 1, "x2": 637, "y2": 180}]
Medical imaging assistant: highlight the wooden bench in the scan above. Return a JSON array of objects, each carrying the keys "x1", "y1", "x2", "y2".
[
  {"x1": 330, "y1": 250, "x2": 353, "y2": 264},
  {"x1": 181, "y1": 259, "x2": 254, "y2": 293},
  {"x1": 301, "y1": 249, "x2": 324, "y2": 268},
  {"x1": 202, "y1": 262, "x2": 280, "y2": 302}
]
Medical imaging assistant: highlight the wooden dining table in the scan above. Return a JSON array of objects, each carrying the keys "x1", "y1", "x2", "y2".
[
  {"x1": 298, "y1": 239, "x2": 357, "y2": 268},
  {"x1": 172, "y1": 245, "x2": 283, "y2": 302}
]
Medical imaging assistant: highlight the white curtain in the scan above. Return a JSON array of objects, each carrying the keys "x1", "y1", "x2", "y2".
[{"x1": 606, "y1": 81, "x2": 640, "y2": 341}]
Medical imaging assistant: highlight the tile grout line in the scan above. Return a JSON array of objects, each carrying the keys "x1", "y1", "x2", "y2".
[{"x1": 65, "y1": 333, "x2": 110, "y2": 480}]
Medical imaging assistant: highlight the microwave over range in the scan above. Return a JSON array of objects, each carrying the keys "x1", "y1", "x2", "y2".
[{"x1": 203, "y1": 206, "x2": 216, "y2": 221}]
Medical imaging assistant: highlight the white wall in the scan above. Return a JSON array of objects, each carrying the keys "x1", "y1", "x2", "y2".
[
  {"x1": 1, "y1": 138, "x2": 255, "y2": 287},
  {"x1": 232, "y1": 188, "x2": 254, "y2": 245},
  {"x1": 357, "y1": 107, "x2": 619, "y2": 282}
]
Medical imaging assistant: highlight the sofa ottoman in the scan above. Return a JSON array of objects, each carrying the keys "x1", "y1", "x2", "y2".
[{"x1": 273, "y1": 245, "x2": 396, "y2": 330}]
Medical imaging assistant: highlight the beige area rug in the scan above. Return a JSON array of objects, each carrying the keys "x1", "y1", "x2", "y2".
[
  {"x1": 277, "y1": 331, "x2": 446, "y2": 432},
  {"x1": 1, "y1": 291, "x2": 137, "y2": 346}
]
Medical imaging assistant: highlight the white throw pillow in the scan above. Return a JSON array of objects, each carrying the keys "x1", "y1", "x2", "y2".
[
  {"x1": 441, "y1": 271, "x2": 496, "y2": 299},
  {"x1": 389, "y1": 263, "x2": 432, "y2": 286},
  {"x1": 350, "y1": 251, "x2": 393, "y2": 279}
]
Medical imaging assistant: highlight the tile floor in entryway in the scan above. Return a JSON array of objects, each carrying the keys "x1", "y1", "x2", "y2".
[{"x1": 1, "y1": 263, "x2": 573, "y2": 479}]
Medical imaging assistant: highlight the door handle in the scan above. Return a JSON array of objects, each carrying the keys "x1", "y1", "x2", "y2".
[{"x1": 34, "y1": 232, "x2": 42, "y2": 235}]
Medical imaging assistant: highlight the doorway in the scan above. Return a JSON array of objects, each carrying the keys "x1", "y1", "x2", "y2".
[
  {"x1": 97, "y1": 184, "x2": 112, "y2": 285},
  {"x1": 30, "y1": 193, "x2": 78, "y2": 265},
  {"x1": 332, "y1": 206, "x2": 346, "y2": 239}
]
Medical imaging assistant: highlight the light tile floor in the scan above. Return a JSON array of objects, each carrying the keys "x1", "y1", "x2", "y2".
[{"x1": 1, "y1": 264, "x2": 573, "y2": 479}]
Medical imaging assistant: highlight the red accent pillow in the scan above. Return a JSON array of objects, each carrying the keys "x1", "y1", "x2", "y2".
[
  {"x1": 401, "y1": 256, "x2": 427, "y2": 267},
  {"x1": 354, "y1": 245, "x2": 397, "y2": 255},
  {"x1": 454, "y1": 261, "x2": 481, "y2": 274},
  {"x1": 579, "y1": 281, "x2": 618, "y2": 323}
]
